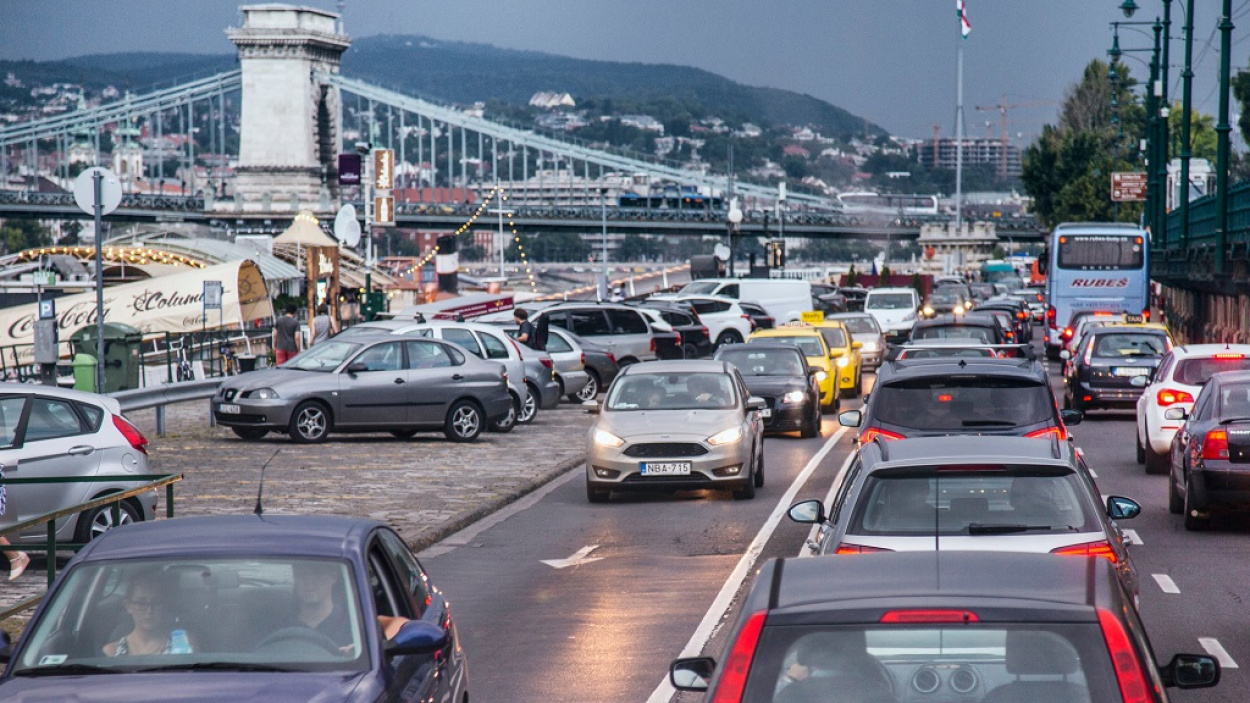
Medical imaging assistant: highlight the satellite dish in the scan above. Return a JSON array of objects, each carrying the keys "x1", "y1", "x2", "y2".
[
  {"x1": 334, "y1": 204, "x2": 362, "y2": 247},
  {"x1": 713, "y1": 243, "x2": 731, "y2": 262},
  {"x1": 73, "y1": 167, "x2": 122, "y2": 216}
]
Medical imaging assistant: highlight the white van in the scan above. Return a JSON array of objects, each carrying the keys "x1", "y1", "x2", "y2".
[
  {"x1": 677, "y1": 279, "x2": 812, "y2": 324},
  {"x1": 864, "y1": 287, "x2": 920, "y2": 341}
]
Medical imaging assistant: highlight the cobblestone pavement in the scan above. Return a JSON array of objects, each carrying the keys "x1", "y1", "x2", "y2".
[{"x1": 1, "y1": 398, "x2": 594, "y2": 622}]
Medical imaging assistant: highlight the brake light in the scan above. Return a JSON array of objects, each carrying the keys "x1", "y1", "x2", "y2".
[
  {"x1": 1214, "y1": 353, "x2": 1246, "y2": 360},
  {"x1": 1202, "y1": 429, "x2": 1229, "y2": 460},
  {"x1": 580, "y1": 353, "x2": 586, "y2": 367},
  {"x1": 834, "y1": 543, "x2": 893, "y2": 555},
  {"x1": 113, "y1": 415, "x2": 148, "y2": 455},
  {"x1": 860, "y1": 427, "x2": 905, "y2": 443},
  {"x1": 1156, "y1": 389, "x2": 1195, "y2": 406},
  {"x1": 1046, "y1": 306, "x2": 1057, "y2": 329},
  {"x1": 709, "y1": 611, "x2": 766, "y2": 703},
  {"x1": 650, "y1": 337, "x2": 656, "y2": 353},
  {"x1": 1051, "y1": 540, "x2": 1118, "y2": 563},
  {"x1": 1098, "y1": 608, "x2": 1153, "y2": 703},
  {"x1": 1142, "y1": 308, "x2": 1151, "y2": 322},
  {"x1": 1025, "y1": 426, "x2": 1068, "y2": 441},
  {"x1": 540, "y1": 358, "x2": 553, "y2": 370},
  {"x1": 675, "y1": 332, "x2": 682, "y2": 347},
  {"x1": 1017, "y1": 311, "x2": 1027, "y2": 320},
  {"x1": 606, "y1": 352, "x2": 617, "y2": 365},
  {"x1": 702, "y1": 326, "x2": 710, "y2": 339},
  {"x1": 880, "y1": 610, "x2": 979, "y2": 624},
  {"x1": 1062, "y1": 326, "x2": 1074, "y2": 341}
]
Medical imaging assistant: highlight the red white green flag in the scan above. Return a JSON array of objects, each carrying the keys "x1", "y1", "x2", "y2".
[{"x1": 958, "y1": 0, "x2": 972, "y2": 38}]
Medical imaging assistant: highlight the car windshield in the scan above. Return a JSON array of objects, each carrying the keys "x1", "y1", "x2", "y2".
[
  {"x1": 834, "y1": 316, "x2": 878, "y2": 334},
  {"x1": 284, "y1": 341, "x2": 360, "y2": 371},
  {"x1": 817, "y1": 327, "x2": 847, "y2": 348},
  {"x1": 719, "y1": 349, "x2": 805, "y2": 377},
  {"x1": 750, "y1": 335, "x2": 825, "y2": 358},
  {"x1": 745, "y1": 624, "x2": 1118, "y2": 703},
  {"x1": 866, "y1": 293, "x2": 914, "y2": 310},
  {"x1": 912, "y1": 325, "x2": 994, "y2": 343},
  {"x1": 605, "y1": 372, "x2": 737, "y2": 411},
  {"x1": 872, "y1": 378, "x2": 1054, "y2": 431},
  {"x1": 1173, "y1": 356, "x2": 1250, "y2": 385},
  {"x1": 1092, "y1": 333, "x2": 1166, "y2": 357},
  {"x1": 851, "y1": 468, "x2": 1094, "y2": 535},
  {"x1": 13, "y1": 558, "x2": 369, "y2": 675},
  {"x1": 929, "y1": 290, "x2": 962, "y2": 304}
]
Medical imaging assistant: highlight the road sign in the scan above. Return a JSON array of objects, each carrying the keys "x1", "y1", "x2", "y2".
[
  {"x1": 1111, "y1": 172, "x2": 1148, "y2": 202},
  {"x1": 338, "y1": 153, "x2": 361, "y2": 185},
  {"x1": 72, "y1": 167, "x2": 122, "y2": 216},
  {"x1": 334, "y1": 203, "x2": 361, "y2": 247},
  {"x1": 374, "y1": 196, "x2": 395, "y2": 226},
  {"x1": 203, "y1": 280, "x2": 223, "y2": 310},
  {"x1": 373, "y1": 149, "x2": 395, "y2": 190}
]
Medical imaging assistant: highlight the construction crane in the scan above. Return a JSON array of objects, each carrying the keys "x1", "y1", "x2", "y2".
[{"x1": 975, "y1": 95, "x2": 1057, "y2": 179}]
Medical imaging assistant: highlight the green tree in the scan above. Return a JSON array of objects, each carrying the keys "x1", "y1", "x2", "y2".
[
  {"x1": 1166, "y1": 103, "x2": 1217, "y2": 161},
  {"x1": 0, "y1": 220, "x2": 51, "y2": 254}
]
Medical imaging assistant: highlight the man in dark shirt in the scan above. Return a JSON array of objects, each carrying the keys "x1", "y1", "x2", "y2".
[
  {"x1": 514, "y1": 308, "x2": 540, "y2": 350},
  {"x1": 289, "y1": 561, "x2": 353, "y2": 649},
  {"x1": 272, "y1": 305, "x2": 302, "y2": 365}
]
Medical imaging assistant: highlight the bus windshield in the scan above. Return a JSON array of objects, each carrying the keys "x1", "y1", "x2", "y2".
[{"x1": 1058, "y1": 235, "x2": 1144, "y2": 270}]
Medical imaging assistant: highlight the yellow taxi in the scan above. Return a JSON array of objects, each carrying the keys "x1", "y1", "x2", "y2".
[
  {"x1": 747, "y1": 324, "x2": 860, "y2": 411},
  {"x1": 809, "y1": 319, "x2": 865, "y2": 399}
]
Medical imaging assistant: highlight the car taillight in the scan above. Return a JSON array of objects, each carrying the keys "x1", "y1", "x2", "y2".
[
  {"x1": 860, "y1": 427, "x2": 905, "y2": 443},
  {"x1": 506, "y1": 336, "x2": 524, "y2": 356},
  {"x1": 880, "y1": 610, "x2": 979, "y2": 624},
  {"x1": 702, "y1": 326, "x2": 710, "y2": 339},
  {"x1": 1025, "y1": 426, "x2": 1068, "y2": 441},
  {"x1": 1214, "y1": 352, "x2": 1245, "y2": 360},
  {"x1": 1202, "y1": 429, "x2": 1229, "y2": 460},
  {"x1": 1083, "y1": 341, "x2": 1093, "y2": 367},
  {"x1": 1156, "y1": 389, "x2": 1195, "y2": 406},
  {"x1": 674, "y1": 332, "x2": 682, "y2": 346},
  {"x1": 113, "y1": 415, "x2": 148, "y2": 455},
  {"x1": 650, "y1": 337, "x2": 656, "y2": 352},
  {"x1": 580, "y1": 353, "x2": 586, "y2": 367},
  {"x1": 1051, "y1": 540, "x2": 1118, "y2": 563},
  {"x1": 1046, "y1": 306, "x2": 1057, "y2": 329},
  {"x1": 1062, "y1": 326, "x2": 1074, "y2": 341},
  {"x1": 834, "y1": 543, "x2": 893, "y2": 555},
  {"x1": 709, "y1": 611, "x2": 766, "y2": 703},
  {"x1": 540, "y1": 358, "x2": 553, "y2": 370},
  {"x1": 1017, "y1": 311, "x2": 1027, "y2": 320},
  {"x1": 606, "y1": 352, "x2": 617, "y2": 365},
  {"x1": 1098, "y1": 608, "x2": 1152, "y2": 703}
]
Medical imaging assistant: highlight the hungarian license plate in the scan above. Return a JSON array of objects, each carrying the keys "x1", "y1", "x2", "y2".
[
  {"x1": 1113, "y1": 367, "x2": 1150, "y2": 377},
  {"x1": 760, "y1": 409, "x2": 772, "y2": 418},
  {"x1": 641, "y1": 462, "x2": 691, "y2": 476},
  {"x1": 218, "y1": 403, "x2": 241, "y2": 414}
]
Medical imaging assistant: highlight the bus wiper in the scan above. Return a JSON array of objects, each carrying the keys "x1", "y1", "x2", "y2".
[
  {"x1": 960, "y1": 420, "x2": 1017, "y2": 427},
  {"x1": 13, "y1": 663, "x2": 120, "y2": 676},
  {"x1": 967, "y1": 524, "x2": 1077, "y2": 535}
]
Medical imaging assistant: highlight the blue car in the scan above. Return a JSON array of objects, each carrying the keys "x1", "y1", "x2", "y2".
[{"x1": 0, "y1": 515, "x2": 468, "y2": 702}]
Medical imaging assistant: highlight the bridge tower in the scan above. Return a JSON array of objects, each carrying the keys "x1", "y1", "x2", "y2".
[{"x1": 225, "y1": 5, "x2": 349, "y2": 215}]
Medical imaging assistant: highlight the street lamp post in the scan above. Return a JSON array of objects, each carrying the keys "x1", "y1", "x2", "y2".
[
  {"x1": 600, "y1": 187, "x2": 609, "y2": 300},
  {"x1": 1178, "y1": 0, "x2": 1195, "y2": 249},
  {"x1": 1214, "y1": 0, "x2": 1233, "y2": 276},
  {"x1": 1110, "y1": 20, "x2": 1162, "y2": 231}
]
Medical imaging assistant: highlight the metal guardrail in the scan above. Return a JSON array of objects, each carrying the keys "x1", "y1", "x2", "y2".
[{"x1": 111, "y1": 379, "x2": 221, "y2": 436}]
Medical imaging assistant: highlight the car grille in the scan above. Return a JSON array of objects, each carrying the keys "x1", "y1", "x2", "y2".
[
  {"x1": 214, "y1": 412, "x2": 267, "y2": 424},
  {"x1": 623, "y1": 442, "x2": 709, "y2": 458}
]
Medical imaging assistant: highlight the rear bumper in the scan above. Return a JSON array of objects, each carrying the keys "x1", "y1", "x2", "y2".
[
  {"x1": 1189, "y1": 466, "x2": 1250, "y2": 511},
  {"x1": 1073, "y1": 380, "x2": 1143, "y2": 408}
]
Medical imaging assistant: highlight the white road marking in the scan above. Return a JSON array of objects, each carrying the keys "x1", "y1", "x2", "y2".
[
  {"x1": 1122, "y1": 529, "x2": 1142, "y2": 546},
  {"x1": 1152, "y1": 574, "x2": 1179, "y2": 594},
  {"x1": 541, "y1": 544, "x2": 604, "y2": 569},
  {"x1": 418, "y1": 469, "x2": 579, "y2": 558},
  {"x1": 644, "y1": 426, "x2": 849, "y2": 703},
  {"x1": 1088, "y1": 469, "x2": 1097, "y2": 478},
  {"x1": 1199, "y1": 638, "x2": 1239, "y2": 669}
]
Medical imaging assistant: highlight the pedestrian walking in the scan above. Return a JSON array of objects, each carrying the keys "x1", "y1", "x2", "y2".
[
  {"x1": 272, "y1": 305, "x2": 302, "y2": 366},
  {"x1": 514, "y1": 308, "x2": 541, "y2": 350},
  {"x1": 0, "y1": 466, "x2": 29, "y2": 581},
  {"x1": 310, "y1": 304, "x2": 338, "y2": 346}
]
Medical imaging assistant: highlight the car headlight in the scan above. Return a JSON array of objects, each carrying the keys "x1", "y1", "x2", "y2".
[
  {"x1": 251, "y1": 388, "x2": 280, "y2": 400},
  {"x1": 836, "y1": 355, "x2": 850, "y2": 368},
  {"x1": 814, "y1": 370, "x2": 828, "y2": 382},
  {"x1": 861, "y1": 341, "x2": 879, "y2": 352},
  {"x1": 923, "y1": 306, "x2": 934, "y2": 316},
  {"x1": 592, "y1": 428, "x2": 625, "y2": 448},
  {"x1": 782, "y1": 390, "x2": 806, "y2": 404},
  {"x1": 708, "y1": 427, "x2": 744, "y2": 445},
  {"x1": 954, "y1": 304, "x2": 965, "y2": 314}
]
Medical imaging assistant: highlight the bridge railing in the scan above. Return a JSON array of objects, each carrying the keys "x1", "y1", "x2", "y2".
[{"x1": 0, "y1": 191, "x2": 205, "y2": 212}]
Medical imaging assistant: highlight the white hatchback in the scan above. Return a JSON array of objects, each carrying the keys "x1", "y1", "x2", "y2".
[{"x1": 1135, "y1": 344, "x2": 1250, "y2": 473}]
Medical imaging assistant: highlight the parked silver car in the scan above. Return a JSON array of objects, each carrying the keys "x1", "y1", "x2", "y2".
[
  {"x1": 584, "y1": 360, "x2": 766, "y2": 502},
  {"x1": 492, "y1": 324, "x2": 590, "y2": 403},
  {"x1": 533, "y1": 302, "x2": 657, "y2": 365},
  {"x1": 214, "y1": 336, "x2": 513, "y2": 443},
  {"x1": 0, "y1": 384, "x2": 155, "y2": 544}
]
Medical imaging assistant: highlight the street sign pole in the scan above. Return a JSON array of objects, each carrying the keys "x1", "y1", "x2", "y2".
[{"x1": 93, "y1": 170, "x2": 105, "y2": 393}]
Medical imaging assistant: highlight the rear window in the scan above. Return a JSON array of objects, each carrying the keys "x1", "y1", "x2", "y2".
[
  {"x1": 1058, "y1": 234, "x2": 1144, "y2": 270},
  {"x1": 929, "y1": 290, "x2": 962, "y2": 304},
  {"x1": 912, "y1": 325, "x2": 997, "y2": 344},
  {"x1": 851, "y1": 468, "x2": 1095, "y2": 536},
  {"x1": 873, "y1": 378, "x2": 1054, "y2": 431},
  {"x1": 1173, "y1": 356, "x2": 1250, "y2": 385},
  {"x1": 835, "y1": 316, "x2": 878, "y2": 334},
  {"x1": 745, "y1": 624, "x2": 1118, "y2": 703},
  {"x1": 750, "y1": 335, "x2": 824, "y2": 358},
  {"x1": 866, "y1": 293, "x2": 914, "y2": 310},
  {"x1": 1092, "y1": 333, "x2": 1167, "y2": 357},
  {"x1": 690, "y1": 300, "x2": 731, "y2": 314}
]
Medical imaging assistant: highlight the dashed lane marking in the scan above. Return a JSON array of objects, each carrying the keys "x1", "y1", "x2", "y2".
[
  {"x1": 1123, "y1": 529, "x2": 1142, "y2": 546},
  {"x1": 1152, "y1": 574, "x2": 1179, "y2": 594},
  {"x1": 1199, "y1": 638, "x2": 1239, "y2": 669}
]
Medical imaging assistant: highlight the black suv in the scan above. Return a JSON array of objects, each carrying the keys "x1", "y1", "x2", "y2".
[
  {"x1": 1063, "y1": 325, "x2": 1170, "y2": 412},
  {"x1": 670, "y1": 552, "x2": 1219, "y2": 702},
  {"x1": 909, "y1": 313, "x2": 1006, "y2": 345},
  {"x1": 842, "y1": 356, "x2": 1081, "y2": 441}
]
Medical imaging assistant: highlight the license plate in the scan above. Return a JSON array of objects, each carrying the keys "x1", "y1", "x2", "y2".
[
  {"x1": 1113, "y1": 367, "x2": 1150, "y2": 377},
  {"x1": 641, "y1": 462, "x2": 691, "y2": 476},
  {"x1": 218, "y1": 403, "x2": 241, "y2": 414},
  {"x1": 760, "y1": 409, "x2": 772, "y2": 418}
]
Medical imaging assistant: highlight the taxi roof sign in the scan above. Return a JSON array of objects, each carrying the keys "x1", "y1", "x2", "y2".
[{"x1": 800, "y1": 310, "x2": 825, "y2": 324}]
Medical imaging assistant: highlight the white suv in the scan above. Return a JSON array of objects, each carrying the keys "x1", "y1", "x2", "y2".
[
  {"x1": 669, "y1": 296, "x2": 754, "y2": 348},
  {"x1": 864, "y1": 287, "x2": 920, "y2": 341},
  {"x1": 1135, "y1": 343, "x2": 1250, "y2": 473}
]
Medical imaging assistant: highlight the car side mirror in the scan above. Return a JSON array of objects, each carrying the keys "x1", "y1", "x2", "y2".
[
  {"x1": 385, "y1": 620, "x2": 448, "y2": 657},
  {"x1": 1130, "y1": 375, "x2": 1149, "y2": 388},
  {"x1": 1164, "y1": 407, "x2": 1188, "y2": 421},
  {"x1": 746, "y1": 397, "x2": 767, "y2": 412},
  {"x1": 788, "y1": 498, "x2": 826, "y2": 524},
  {"x1": 583, "y1": 400, "x2": 601, "y2": 415},
  {"x1": 670, "y1": 656, "x2": 715, "y2": 692},
  {"x1": 851, "y1": 341, "x2": 863, "y2": 350},
  {"x1": 1059, "y1": 350, "x2": 1071, "y2": 360},
  {"x1": 1106, "y1": 495, "x2": 1141, "y2": 520},
  {"x1": 346, "y1": 362, "x2": 368, "y2": 375},
  {"x1": 1161, "y1": 653, "x2": 1220, "y2": 689},
  {"x1": 838, "y1": 410, "x2": 862, "y2": 428},
  {"x1": 1061, "y1": 409, "x2": 1084, "y2": 426}
]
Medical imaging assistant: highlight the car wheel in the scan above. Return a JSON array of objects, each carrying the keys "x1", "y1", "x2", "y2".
[
  {"x1": 732, "y1": 472, "x2": 756, "y2": 500},
  {"x1": 715, "y1": 331, "x2": 742, "y2": 348},
  {"x1": 288, "y1": 401, "x2": 331, "y2": 443},
  {"x1": 1135, "y1": 429, "x2": 1145, "y2": 465},
  {"x1": 1183, "y1": 473, "x2": 1210, "y2": 531},
  {"x1": 488, "y1": 400, "x2": 517, "y2": 433},
  {"x1": 799, "y1": 407, "x2": 819, "y2": 438},
  {"x1": 856, "y1": 372, "x2": 864, "y2": 396},
  {"x1": 574, "y1": 372, "x2": 600, "y2": 402},
  {"x1": 75, "y1": 498, "x2": 141, "y2": 543},
  {"x1": 1168, "y1": 470, "x2": 1184, "y2": 514},
  {"x1": 1144, "y1": 443, "x2": 1168, "y2": 475},
  {"x1": 821, "y1": 395, "x2": 839, "y2": 415},
  {"x1": 586, "y1": 483, "x2": 610, "y2": 503},
  {"x1": 517, "y1": 384, "x2": 539, "y2": 424},
  {"x1": 682, "y1": 342, "x2": 700, "y2": 359},
  {"x1": 444, "y1": 400, "x2": 483, "y2": 442},
  {"x1": 753, "y1": 448, "x2": 765, "y2": 488},
  {"x1": 232, "y1": 427, "x2": 269, "y2": 441},
  {"x1": 389, "y1": 429, "x2": 419, "y2": 440}
]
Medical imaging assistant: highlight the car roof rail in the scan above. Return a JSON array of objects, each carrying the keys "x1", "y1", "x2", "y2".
[
  {"x1": 872, "y1": 434, "x2": 890, "y2": 461},
  {"x1": 1050, "y1": 434, "x2": 1062, "y2": 459}
]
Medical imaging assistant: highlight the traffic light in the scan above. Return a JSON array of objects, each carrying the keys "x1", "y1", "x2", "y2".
[{"x1": 766, "y1": 240, "x2": 786, "y2": 269}]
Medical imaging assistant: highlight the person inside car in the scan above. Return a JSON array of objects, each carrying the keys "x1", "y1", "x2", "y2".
[{"x1": 104, "y1": 570, "x2": 195, "y2": 656}]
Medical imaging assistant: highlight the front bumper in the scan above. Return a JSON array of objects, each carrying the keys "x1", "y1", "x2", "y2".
[
  {"x1": 586, "y1": 435, "x2": 753, "y2": 492},
  {"x1": 762, "y1": 400, "x2": 811, "y2": 432},
  {"x1": 213, "y1": 397, "x2": 295, "y2": 428}
]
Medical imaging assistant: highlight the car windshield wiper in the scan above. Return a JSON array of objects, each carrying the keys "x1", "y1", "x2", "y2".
[
  {"x1": 1119, "y1": 351, "x2": 1159, "y2": 357},
  {"x1": 134, "y1": 661, "x2": 300, "y2": 673},
  {"x1": 960, "y1": 420, "x2": 1018, "y2": 427},
  {"x1": 13, "y1": 663, "x2": 121, "y2": 676},
  {"x1": 967, "y1": 523, "x2": 1078, "y2": 535}
]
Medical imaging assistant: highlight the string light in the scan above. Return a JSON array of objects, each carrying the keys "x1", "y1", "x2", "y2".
[{"x1": 17, "y1": 245, "x2": 207, "y2": 268}]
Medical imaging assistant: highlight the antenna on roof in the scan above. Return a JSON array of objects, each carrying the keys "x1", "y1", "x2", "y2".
[{"x1": 254, "y1": 448, "x2": 280, "y2": 515}]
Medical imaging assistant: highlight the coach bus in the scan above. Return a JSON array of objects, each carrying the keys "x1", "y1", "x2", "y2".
[{"x1": 1043, "y1": 223, "x2": 1150, "y2": 359}]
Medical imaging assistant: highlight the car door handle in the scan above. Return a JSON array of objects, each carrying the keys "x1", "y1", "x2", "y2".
[
  {"x1": 451, "y1": 374, "x2": 464, "y2": 381},
  {"x1": 68, "y1": 445, "x2": 95, "y2": 456},
  {"x1": 393, "y1": 377, "x2": 405, "y2": 384}
]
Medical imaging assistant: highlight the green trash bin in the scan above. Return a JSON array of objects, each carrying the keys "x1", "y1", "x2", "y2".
[
  {"x1": 70, "y1": 323, "x2": 144, "y2": 392},
  {"x1": 71, "y1": 353, "x2": 98, "y2": 393}
]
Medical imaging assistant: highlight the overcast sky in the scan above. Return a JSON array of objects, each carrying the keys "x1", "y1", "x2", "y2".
[{"x1": 1, "y1": 1, "x2": 1243, "y2": 140}]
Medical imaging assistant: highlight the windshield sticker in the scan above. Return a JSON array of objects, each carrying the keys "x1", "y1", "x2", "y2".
[{"x1": 38, "y1": 654, "x2": 67, "y2": 666}]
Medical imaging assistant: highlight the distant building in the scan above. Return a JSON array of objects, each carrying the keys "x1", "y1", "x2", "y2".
[
  {"x1": 619, "y1": 114, "x2": 665, "y2": 134},
  {"x1": 782, "y1": 144, "x2": 810, "y2": 159},
  {"x1": 914, "y1": 137, "x2": 1022, "y2": 178},
  {"x1": 529, "y1": 91, "x2": 576, "y2": 109},
  {"x1": 735, "y1": 123, "x2": 763, "y2": 138}
]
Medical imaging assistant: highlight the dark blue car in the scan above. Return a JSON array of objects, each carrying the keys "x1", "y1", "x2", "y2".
[{"x1": 0, "y1": 515, "x2": 468, "y2": 702}]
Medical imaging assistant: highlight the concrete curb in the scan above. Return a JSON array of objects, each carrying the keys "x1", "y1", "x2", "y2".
[{"x1": 405, "y1": 453, "x2": 585, "y2": 552}]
